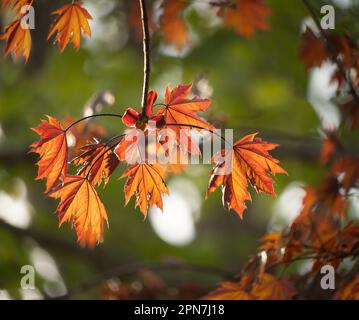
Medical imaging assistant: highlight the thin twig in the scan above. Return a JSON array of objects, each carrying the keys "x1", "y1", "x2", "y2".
[
  {"x1": 64, "y1": 113, "x2": 123, "y2": 132},
  {"x1": 139, "y1": 0, "x2": 151, "y2": 115},
  {"x1": 82, "y1": 134, "x2": 124, "y2": 180}
]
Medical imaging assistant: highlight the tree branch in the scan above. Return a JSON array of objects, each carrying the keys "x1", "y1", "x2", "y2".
[
  {"x1": 50, "y1": 260, "x2": 234, "y2": 299},
  {"x1": 139, "y1": 0, "x2": 151, "y2": 115}
]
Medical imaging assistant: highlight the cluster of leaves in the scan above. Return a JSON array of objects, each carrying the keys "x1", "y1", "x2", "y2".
[
  {"x1": 1, "y1": 0, "x2": 272, "y2": 62},
  {"x1": 1, "y1": 0, "x2": 92, "y2": 61},
  {"x1": 156, "y1": 0, "x2": 271, "y2": 49},
  {"x1": 30, "y1": 83, "x2": 285, "y2": 247},
  {"x1": 204, "y1": 17, "x2": 359, "y2": 301}
]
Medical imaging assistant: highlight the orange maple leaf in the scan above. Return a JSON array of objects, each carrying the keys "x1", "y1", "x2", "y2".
[
  {"x1": 159, "y1": 0, "x2": 189, "y2": 49},
  {"x1": 207, "y1": 133, "x2": 286, "y2": 218},
  {"x1": 47, "y1": 1, "x2": 92, "y2": 52},
  {"x1": 30, "y1": 116, "x2": 68, "y2": 193},
  {"x1": 336, "y1": 274, "x2": 359, "y2": 300},
  {"x1": 251, "y1": 273, "x2": 296, "y2": 300},
  {"x1": 1, "y1": 17, "x2": 31, "y2": 62},
  {"x1": 158, "y1": 83, "x2": 213, "y2": 154},
  {"x1": 122, "y1": 163, "x2": 169, "y2": 217},
  {"x1": 2, "y1": 0, "x2": 33, "y2": 10},
  {"x1": 73, "y1": 141, "x2": 119, "y2": 187},
  {"x1": 49, "y1": 175, "x2": 108, "y2": 247},
  {"x1": 203, "y1": 281, "x2": 255, "y2": 300},
  {"x1": 218, "y1": 0, "x2": 271, "y2": 38}
]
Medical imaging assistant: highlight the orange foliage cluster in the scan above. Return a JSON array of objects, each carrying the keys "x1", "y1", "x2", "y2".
[
  {"x1": 30, "y1": 83, "x2": 285, "y2": 247},
  {"x1": 1, "y1": 0, "x2": 92, "y2": 61},
  {"x1": 204, "y1": 21, "x2": 359, "y2": 301},
  {"x1": 1, "y1": 0, "x2": 272, "y2": 61}
]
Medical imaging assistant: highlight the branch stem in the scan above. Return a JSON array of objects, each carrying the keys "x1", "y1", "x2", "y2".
[
  {"x1": 139, "y1": 0, "x2": 151, "y2": 116},
  {"x1": 83, "y1": 134, "x2": 124, "y2": 180}
]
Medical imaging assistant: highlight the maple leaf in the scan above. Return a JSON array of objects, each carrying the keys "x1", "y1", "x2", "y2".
[
  {"x1": 159, "y1": 0, "x2": 189, "y2": 49},
  {"x1": 299, "y1": 27, "x2": 327, "y2": 70},
  {"x1": 317, "y1": 174, "x2": 347, "y2": 217},
  {"x1": 49, "y1": 175, "x2": 108, "y2": 247},
  {"x1": 252, "y1": 273, "x2": 296, "y2": 300},
  {"x1": 1, "y1": 17, "x2": 31, "y2": 62},
  {"x1": 336, "y1": 274, "x2": 359, "y2": 300},
  {"x1": 312, "y1": 222, "x2": 359, "y2": 270},
  {"x1": 203, "y1": 281, "x2": 255, "y2": 300},
  {"x1": 114, "y1": 128, "x2": 147, "y2": 164},
  {"x1": 121, "y1": 163, "x2": 169, "y2": 217},
  {"x1": 217, "y1": 0, "x2": 271, "y2": 38},
  {"x1": 47, "y1": 1, "x2": 92, "y2": 52},
  {"x1": 30, "y1": 116, "x2": 68, "y2": 193},
  {"x1": 258, "y1": 232, "x2": 284, "y2": 265},
  {"x1": 158, "y1": 83, "x2": 213, "y2": 154},
  {"x1": 73, "y1": 141, "x2": 119, "y2": 187},
  {"x1": 207, "y1": 133, "x2": 286, "y2": 218}
]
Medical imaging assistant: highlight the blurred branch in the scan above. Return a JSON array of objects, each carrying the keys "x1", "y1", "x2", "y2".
[
  {"x1": 50, "y1": 259, "x2": 234, "y2": 299},
  {"x1": 0, "y1": 128, "x2": 322, "y2": 165},
  {"x1": 0, "y1": 219, "x2": 130, "y2": 269}
]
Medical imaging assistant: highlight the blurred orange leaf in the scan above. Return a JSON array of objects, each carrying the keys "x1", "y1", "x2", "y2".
[
  {"x1": 299, "y1": 27, "x2": 327, "y2": 70},
  {"x1": 218, "y1": 0, "x2": 271, "y2": 38},
  {"x1": 159, "y1": 0, "x2": 189, "y2": 49},
  {"x1": 203, "y1": 281, "x2": 256, "y2": 300},
  {"x1": 252, "y1": 273, "x2": 296, "y2": 300}
]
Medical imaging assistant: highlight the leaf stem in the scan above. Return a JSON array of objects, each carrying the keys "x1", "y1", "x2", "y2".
[
  {"x1": 83, "y1": 134, "x2": 125, "y2": 181},
  {"x1": 139, "y1": 0, "x2": 151, "y2": 116},
  {"x1": 64, "y1": 113, "x2": 123, "y2": 132}
]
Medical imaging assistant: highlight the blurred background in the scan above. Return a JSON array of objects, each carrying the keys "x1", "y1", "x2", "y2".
[{"x1": 0, "y1": 0, "x2": 358, "y2": 299}]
